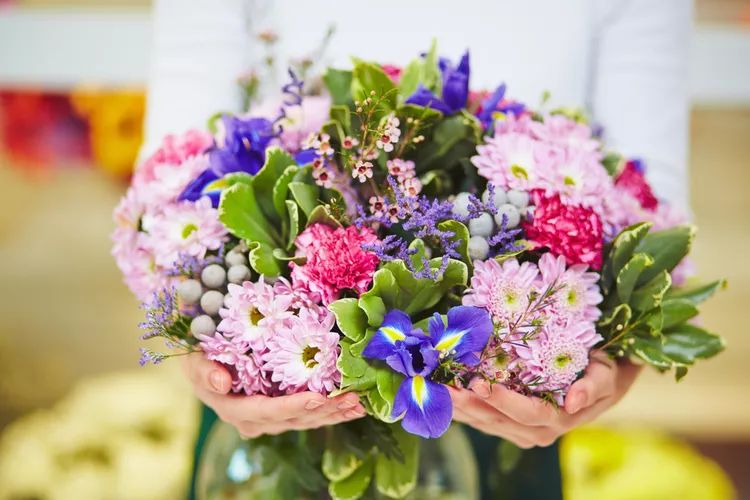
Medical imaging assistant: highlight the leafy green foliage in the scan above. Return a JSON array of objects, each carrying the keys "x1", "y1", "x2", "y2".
[
  {"x1": 398, "y1": 39, "x2": 442, "y2": 100},
  {"x1": 330, "y1": 298, "x2": 369, "y2": 342},
  {"x1": 324, "y1": 68, "x2": 354, "y2": 107},
  {"x1": 665, "y1": 279, "x2": 727, "y2": 304},
  {"x1": 374, "y1": 425, "x2": 419, "y2": 498},
  {"x1": 219, "y1": 183, "x2": 278, "y2": 245},
  {"x1": 288, "y1": 182, "x2": 321, "y2": 219},
  {"x1": 634, "y1": 225, "x2": 695, "y2": 286},
  {"x1": 601, "y1": 152, "x2": 624, "y2": 176},
  {"x1": 253, "y1": 147, "x2": 297, "y2": 224},
  {"x1": 328, "y1": 457, "x2": 374, "y2": 500},
  {"x1": 351, "y1": 62, "x2": 398, "y2": 119},
  {"x1": 437, "y1": 220, "x2": 472, "y2": 269},
  {"x1": 409, "y1": 112, "x2": 483, "y2": 174}
]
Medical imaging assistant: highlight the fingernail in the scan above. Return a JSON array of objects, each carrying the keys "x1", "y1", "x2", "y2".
[
  {"x1": 305, "y1": 399, "x2": 324, "y2": 410},
  {"x1": 566, "y1": 394, "x2": 584, "y2": 414},
  {"x1": 209, "y1": 371, "x2": 224, "y2": 393},
  {"x1": 344, "y1": 408, "x2": 365, "y2": 419},
  {"x1": 472, "y1": 382, "x2": 491, "y2": 399},
  {"x1": 337, "y1": 401, "x2": 356, "y2": 410}
]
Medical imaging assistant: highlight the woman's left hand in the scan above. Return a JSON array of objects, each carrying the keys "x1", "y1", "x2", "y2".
[{"x1": 449, "y1": 351, "x2": 641, "y2": 448}]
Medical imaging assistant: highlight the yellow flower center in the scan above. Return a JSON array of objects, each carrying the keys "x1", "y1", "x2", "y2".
[
  {"x1": 182, "y1": 223, "x2": 198, "y2": 239},
  {"x1": 302, "y1": 346, "x2": 321, "y2": 368}
]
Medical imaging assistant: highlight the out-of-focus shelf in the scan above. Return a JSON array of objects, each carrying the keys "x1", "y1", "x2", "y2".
[{"x1": 1, "y1": 9, "x2": 750, "y2": 104}]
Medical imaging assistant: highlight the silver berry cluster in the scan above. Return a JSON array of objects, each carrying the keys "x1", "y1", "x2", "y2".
[{"x1": 177, "y1": 245, "x2": 252, "y2": 337}]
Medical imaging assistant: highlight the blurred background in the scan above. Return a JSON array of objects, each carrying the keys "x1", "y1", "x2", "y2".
[{"x1": 0, "y1": 1, "x2": 749, "y2": 499}]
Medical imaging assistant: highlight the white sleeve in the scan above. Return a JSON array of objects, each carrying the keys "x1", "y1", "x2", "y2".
[
  {"x1": 141, "y1": 0, "x2": 250, "y2": 158},
  {"x1": 591, "y1": 0, "x2": 693, "y2": 211}
]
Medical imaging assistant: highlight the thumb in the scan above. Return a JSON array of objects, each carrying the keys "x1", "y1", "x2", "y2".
[
  {"x1": 182, "y1": 352, "x2": 232, "y2": 395},
  {"x1": 564, "y1": 351, "x2": 616, "y2": 415}
]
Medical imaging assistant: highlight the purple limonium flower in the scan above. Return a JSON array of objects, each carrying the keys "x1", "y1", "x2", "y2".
[
  {"x1": 362, "y1": 306, "x2": 493, "y2": 438},
  {"x1": 405, "y1": 51, "x2": 470, "y2": 115},
  {"x1": 476, "y1": 83, "x2": 526, "y2": 129},
  {"x1": 488, "y1": 213, "x2": 525, "y2": 256}
]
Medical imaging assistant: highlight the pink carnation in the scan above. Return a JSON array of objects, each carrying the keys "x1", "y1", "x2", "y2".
[
  {"x1": 148, "y1": 197, "x2": 228, "y2": 268},
  {"x1": 262, "y1": 309, "x2": 341, "y2": 394},
  {"x1": 133, "y1": 129, "x2": 212, "y2": 187},
  {"x1": 522, "y1": 190, "x2": 604, "y2": 270},
  {"x1": 290, "y1": 224, "x2": 379, "y2": 305},
  {"x1": 614, "y1": 160, "x2": 659, "y2": 211},
  {"x1": 381, "y1": 64, "x2": 402, "y2": 84}
]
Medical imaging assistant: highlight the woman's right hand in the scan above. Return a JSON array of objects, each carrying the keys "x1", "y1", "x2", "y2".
[{"x1": 182, "y1": 353, "x2": 367, "y2": 438}]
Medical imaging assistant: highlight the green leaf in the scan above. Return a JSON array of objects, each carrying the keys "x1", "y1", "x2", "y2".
[
  {"x1": 397, "y1": 58, "x2": 423, "y2": 102},
  {"x1": 272, "y1": 165, "x2": 300, "y2": 221},
  {"x1": 218, "y1": 183, "x2": 279, "y2": 246},
  {"x1": 350, "y1": 329, "x2": 376, "y2": 357},
  {"x1": 601, "y1": 152, "x2": 624, "y2": 177},
  {"x1": 367, "y1": 386, "x2": 398, "y2": 423},
  {"x1": 630, "y1": 337, "x2": 673, "y2": 369},
  {"x1": 271, "y1": 248, "x2": 304, "y2": 264},
  {"x1": 340, "y1": 368, "x2": 377, "y2": 393},
  {"x1": 330, "y1": 298, "x2": 368, "y2": 342},
  {"x1": 359, "y1": 270, "x2": 397, "y2": 327},
  {"x1": 206, "y1": 111, "x2": 230, "y2": 135},
  {"x1": 413, "y1": 114, "x2": 480, "y2": 173},
  {"x1": 605, "y1": 222, "x2": 654, "y2": 290},
  {"x1": 422, "y1": 38, "x2": 442, "y2": 95},
  {"x1": 323, "y1": 430, "x2": 364, "y2": 482},
  {"x1": 597, "y1": 304, "x2": 632, "y2": 341},
  {"x1": 285, "y1": 200, "x2": 300, "y2": 250},
  {"x1": 376, "y1": 369, "x2": 405, "y2": 418},
  {"x1": 374, "y1": 425, "x2": 419, "y2": 498},
  {"x1": 323, "y1": 120, "x2": 347, "y2": 145},
  {"x1": 675, "y1": 365, "x2": 689, "y2": 382},
  {"x1": 381, "y1": 259, "x2": 468, "y2": 316},
  {"x1": 288, "y1": 181, "x2": 321, "y2": 218},
  {"x1": 661, "y1": 298, "x2": 700, "y2": 330},
  {"x1": 247, "y1": 240, "x2": 282, "y2": 276},
  {"x1": 635, "y1": 225, "x2": 695, "y2": 286},
  {"x1": 397, "y1": 103, "x2": 444, "y2": 127},
  {"x1": 418, "y1": 169, "x2": 453, "y2": 198},
  {"x1": 328, "y1": 457, "x2": 374, "y2": 500},
  {"x1": 351, "y1": 62, "x2": 398, "y2": 112},
  {"x1": 662, "y1": 324, "x2": 726, "y2": 363},
  {"x1": 437, "y1": 220, "x2": 472, "y2": 269},
  {"x1": 253, "y1": 147, "x2": 297, "y2": 224},
  {"x1": 616, "y1": 253, "x2": 654, "y2": 304},
  {"x1": 630, "y1": 270, "x2": 672, "y2": 312},
  {"x1": 306, "y1": 204, "x2": 343, "y2": 229},
  {"x1": 498, "y1": 440, "x2": 523, "y2": 474},
  {"x1": 224, "y1": 171, "x2": 254, "y2": 187},
  {"x1": 324, "y1": 68, "x2": 354, "y2": 107},
  {"x1": 641, "y1": 306, "x2": 663, "y2": 336},
  {"x1": 336, "y1": 338, "x2": 369, "y2": 378},
  {"x1": 330, "y1": 105, "x2": 353, "y2": 135},
  {"x1": 665, "y1": 279, "x2": 727, "y2": 305}
]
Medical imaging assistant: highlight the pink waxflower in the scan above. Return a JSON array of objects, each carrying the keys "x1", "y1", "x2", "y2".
[
  {"x1": 513, "y1": 320, "x2": 602, "y2": 404},
  {"x1": 537, "y1": 253, "x2": 602, "y2": 324},
  {"x1": 148, "y1": 197, "x2": 228, "y2": 268},
  {"x1": 522, "y1": 190, "x2": 604, "y2": 270},
  {"x1": 217, "y1": 278, "x2": 294, "y2": 349},
  {"x1": 529, "y1": 114, "x2": 601, "y2": 153},
  {"x1": 614, "y1": 160, "x2": 659, "y2": 211},
  {"x1": 462, "y1": 258, "x2": 539, "y2": 326},
  {"x1": 262, "y1": 309, "x2": 341, "y2": 394},
  {"x1": 134, "y1": 129, "x2": 212, "y2": 187},
  {"x1": 471, "y1": 132, "x2": 553, "y2": 192},
  {"x1": 387, "y1": 158, "x2": 416, "y2": 183},
  {"x1": 290, "y1": 224, "x2": 379, "y2": 305}
]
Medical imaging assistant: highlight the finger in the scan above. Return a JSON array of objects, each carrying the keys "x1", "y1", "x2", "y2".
[
  {"x1": 199, "y1": 389, "x2": 327, "y2": 424},
  {"x1": 183, "y1": 353, "x2": 232, "y2": 395},
  {"x1": 452, "y1": 406, "x2": 536, "y2": 449},
  {"x1": 471, "y1": 382, "x2": 557, "y2": 425},
  {"x1": 450, "y1": 387, "x2": 519, "y2": 426},
  {"x1": 564, "y1": 352, "x2": 617, "y2": 415}
]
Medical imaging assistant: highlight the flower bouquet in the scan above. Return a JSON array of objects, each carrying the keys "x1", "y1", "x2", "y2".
[{"x1": 113, "y1": 42, "x2": 726, "y2": 499}]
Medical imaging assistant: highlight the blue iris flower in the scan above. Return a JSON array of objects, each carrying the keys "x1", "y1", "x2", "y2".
[
  {"x1": 475, "y1": 83, "x2": 527, "y2": 129},
  {"x1": 178, "y1": 115, "x2": 276, "y2": 207},
  {"x1": 362, "y1": 306, "x2": 493, "y2": 438},
  {"x1": 404, "y1": 51, "x2": 471, "y2": 116}
]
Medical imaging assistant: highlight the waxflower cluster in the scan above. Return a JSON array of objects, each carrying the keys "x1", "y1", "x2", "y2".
[{"x1": 114, "y1": 45, "x2": 724, "y2": 490}]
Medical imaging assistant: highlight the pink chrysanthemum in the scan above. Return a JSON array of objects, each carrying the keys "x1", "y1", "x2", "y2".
[
  {"x1": 119, "y1": 243, "x2": 170, "y2": 302},
  {"x1": 217, "y1": 278, "x2": 294, "y2": 349},
  {"x1": 139, "y1": 154, "x2": 210, "y2": 211},
  {"x1": 148, "y1": 197, "x2": 227, "y2": 268},
  {"x1": 523, "y1": 190, "x2": 604, "y2": 270},
  {"x1": 133, "y1": 129, "x2": 212, "y2": 188},
  {"x1": 471, "y1": 132, "x2": 553, "y2": 192},
  {"x1": 544, "y1": 147, "x2": 611, "y2": 211},
  {"x1": 273, "y1": 277, "x2": 330, "y2": 322},
  {"x1": 463, "y1": 258, "x2": 540, "y2": 325},
  {"x1": 199, "y1": 333, "x2": 272, "y2": 395},
  {"x1": 290, "y1": 224, "x2": 379, "y2": 305},
  {"x1": 494, "y1": 113, "x2": 534, "y2": 135},
  {"x1": 262, "y1": 310, "x2": 341, "y2": 394},
  {"x1": 513, "y1": 320, "x2": 602, "y2": 403},
  {"x1": 537, "y1": 253, "x2": 602, "y2": 324},
  {"x1": 529, "y1": 114, "x2": 601, "y2": 153}
]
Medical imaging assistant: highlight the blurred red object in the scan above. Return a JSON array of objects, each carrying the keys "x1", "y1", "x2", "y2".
[{"x1": 0, "y1": 91, "x2": 91, "y2": 176}]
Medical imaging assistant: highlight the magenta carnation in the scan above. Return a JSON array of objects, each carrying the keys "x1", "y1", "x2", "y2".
[
  {"x1": 290, "y1": 224, "x2": 379, "y2": 305},
  {"x1": 615, "y1": 160, "x2": 659, "y2": 211},
  {"x1": 522, "y1": 190, "x2": 604, "y2": 270}
]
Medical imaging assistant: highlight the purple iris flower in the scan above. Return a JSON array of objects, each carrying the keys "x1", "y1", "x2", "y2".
[
  {"x1": 362, "y1": 306, "x2": 494, "y2": 438},
  {"x1": 178, "y1": 115, "x2": 275, "y2": 206},
  {"x1": 476, "y1": 83, "x2": 527, "y2": 129},
  {"x1": 405, "y1": 51, "x2": 471, "y2": 116}
]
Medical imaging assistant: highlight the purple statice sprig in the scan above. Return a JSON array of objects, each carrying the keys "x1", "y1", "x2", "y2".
[
  {"x1": 488, "y1": 213, "x2": 525, "y2": 256},
  {"x1": 166, "y1": 243, "x2": 228, "y2": 278},
  {"x1": 268, "y1": 69, "x2": 305, "y2": 138},
  {"x1": 138, "y1": 287, "x2": 200, "y2": 366}
]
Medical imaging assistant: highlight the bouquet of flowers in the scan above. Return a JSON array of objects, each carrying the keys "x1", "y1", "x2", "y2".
[{"x1": 113, "y1": 42, "x2": 726, "y2": 498}]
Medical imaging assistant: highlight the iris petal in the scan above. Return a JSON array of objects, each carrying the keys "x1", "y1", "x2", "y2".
[
  {"x1": 404, "y1": 85, "x2": 452, "y2": 115},
  {"x1": 430, "y1": 306, "x2": 494, "y2": 366},
  {"x1": 392, "y1": 375, "x2": 453, "y2": 439},
  {"x1": 178, "y1": 169, "x2": 222, "y2": 206},
  {"x1": 362, "y1": 310, "x2": 413, "y2": 361}
]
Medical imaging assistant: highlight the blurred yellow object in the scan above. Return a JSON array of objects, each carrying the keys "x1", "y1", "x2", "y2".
[
  {"x1": 561, "y1": 427, "x2": 736, "y2": 500},
  {"x1": 71, "y1": 88, "x2": 145, "y2": 178},
  {"x1": 0, "y1": 365, "x2": 199, "y2": 500}
]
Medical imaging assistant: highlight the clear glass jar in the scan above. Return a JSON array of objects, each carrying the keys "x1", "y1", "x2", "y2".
[{"x1": 196, "y1": 420, "x2": 479, "y2": 500}]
